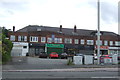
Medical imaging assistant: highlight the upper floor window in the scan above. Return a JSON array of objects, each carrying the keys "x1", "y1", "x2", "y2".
[
  {"x1": 10, "y1": 35, "x2": 15, "y2": 41},
  {"x1": 30, "y1": 36, "x2": 38, "y2": 42},
  {"x1": 115, "y1": 41, "x2": 120, "y2": 46},
  {"x1": 47, "y1": 38, "x2": 52, "y2": 43},
  {"x1": 104, "y1": 40, "x2": 108, "y2": 46},
  {"x1": 18, "y1": 36, "x2": 27, "y2": 41},
  {"x1": 81, "y1": 39, "x2": 85, "y2": 45},
  {"x1": 87, "y1": 40, "x2": 94, "y2": 45},
  {"x1": 110, "y1": 41, "x2": 113, "y2": 46},
  {"x1": 74, "y1": 39, "x2": 79, "y2": 44},
  {"x1": 64, "y1": 38, "x2": 72, "y2": 44},
  {"x1": 96, "y1": 40, "x2": 102, "y2": 45},
  {"x1": 41, "y1": 37, "x2": 46, "y2": 43},
  {"x1": 54, "y1": 38, "x2": 62, "y2": 43}
]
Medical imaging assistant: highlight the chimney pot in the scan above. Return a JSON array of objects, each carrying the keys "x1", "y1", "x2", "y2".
[
  {"x1": 74, "y1": 25, "x2": 77, "y2": 32},
  {"x1": 60, "y1": 25, "x2": 62, "y2": 32},
  {"x1": 13, "y1": 26, "x2": 15, "y2": 32}
]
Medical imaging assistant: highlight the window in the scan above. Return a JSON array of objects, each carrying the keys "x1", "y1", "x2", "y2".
[
  {"x1": 64, "y1": 38, "x2": 72, "y2": 44},
  {"x1": 81, "y1": 39, "x2": 85, "y2": 45},
  {"x1": 23, "y1": 46, "x2": 27, "y2": 48},
  {"x1": 96, "y1": 40, "x2": 102, "y2": 45},
  {"x1": 10, "y1": 35, "x2": 15, "y2": 41},
  {"x1": 74, "y1": 39, "x2": 79, "y2": 44},
  {"x1": 110, "y1": 41, "x2": 113, "y2": 46},
  {"x1": 18, "y1": 36, "x2": 27, "y2": 41},
  {"x1": 104, "y1": 40, "x2": 108, "y2": 46},
  {"x1": 115, "y1": 41, "x2": 120, "y2": 46},
  {"x1": 47, "y1": 38, "x2": 52, "y2": 43},
  {"x1": 30, "y1": 36, "x2": 38, "y2": 42},
  {"x1": 87, "y1": 40, "x2": 94, "y2": 45},
  {"x1": 41, "y1": 37, "x2": 46, "y2": 43},
  {"x1": 54, "y1": 38, "x2": 62, "y2": 43}
]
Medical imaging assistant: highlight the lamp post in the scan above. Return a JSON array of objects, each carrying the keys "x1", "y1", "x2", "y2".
[{"x1": 97, "y1": 0, "x2": 100, "y2": 64}]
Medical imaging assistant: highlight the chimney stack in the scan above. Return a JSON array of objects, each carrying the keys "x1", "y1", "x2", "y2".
[
  {"x1": 74, "y1": 25, "x2": 77, "y2": 32},
  {"x1": 60, "y1": 25, "x2": 62, "y2": 32},
  {"x1": 13, "y1": 26, "x2": 15, "y2": 32}
]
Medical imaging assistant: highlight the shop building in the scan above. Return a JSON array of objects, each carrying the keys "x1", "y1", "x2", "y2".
[{"x1": 8, "y1": 25, "x2": 120, "y2": 56}]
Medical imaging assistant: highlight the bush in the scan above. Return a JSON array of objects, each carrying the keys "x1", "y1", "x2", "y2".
[{"x1": 67, "y1": 59, "x2": 74, "y2": 65}]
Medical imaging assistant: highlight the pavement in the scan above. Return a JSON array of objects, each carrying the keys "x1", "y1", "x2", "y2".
[{"x1": 2, "y1": 57, "x2": 119, "y2": 72}]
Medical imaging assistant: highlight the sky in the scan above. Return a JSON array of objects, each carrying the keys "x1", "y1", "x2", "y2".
[{"x1": 0, "y1": 0, "x2": 119, "y2": 34}]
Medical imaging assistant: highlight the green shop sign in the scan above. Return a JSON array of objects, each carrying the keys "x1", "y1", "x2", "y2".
[{"x1": 46, "y1": 44, "x2": 64, "y2": 48}]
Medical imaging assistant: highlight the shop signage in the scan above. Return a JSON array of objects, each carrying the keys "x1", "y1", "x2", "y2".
[
  {"x1": 46, "y1": 44, "x2": 64, "y2": 48},
  {"x1": 95, "y1": 46, "x2": 109, "y2": 50},
  {"x1": 109, "y1": 47, "x2": 120, "y2": 50}
]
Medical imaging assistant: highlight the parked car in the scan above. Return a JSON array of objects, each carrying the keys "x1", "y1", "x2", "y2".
[
  {"x1": 49, "y1": 52, "x2": 59, "y2": 58},
  {"x1": 60, "y1": 53, "x2": 68, "y2": 59},
  {"x1": 39, "y1": 52, "x2": 48, "y2": 58},
  {"x1": 100, "y1": 55, "x2": 112, "y2": 63}
]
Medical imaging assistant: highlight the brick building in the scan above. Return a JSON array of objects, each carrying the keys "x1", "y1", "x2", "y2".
[{"x1": 8, "y1": 25, "x2": 120, "y2": 56}]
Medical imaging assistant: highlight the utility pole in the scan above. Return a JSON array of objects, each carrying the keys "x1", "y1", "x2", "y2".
[{"x1": 97, "y1": 0, "x2": 100, "y2": 64}]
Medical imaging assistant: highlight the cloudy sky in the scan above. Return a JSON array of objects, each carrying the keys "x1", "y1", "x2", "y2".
[{"x1": 0, "y1": 0, "x2": 119, "y2": 34}]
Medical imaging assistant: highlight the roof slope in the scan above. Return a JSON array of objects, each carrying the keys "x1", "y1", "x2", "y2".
[{"x1": 16, "y1": 25, "x2": 118, "y2": 36}]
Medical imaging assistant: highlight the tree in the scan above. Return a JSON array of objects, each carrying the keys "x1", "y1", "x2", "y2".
[{"x1": 1, "y1": 27, "x2": 13, "y2": 63}]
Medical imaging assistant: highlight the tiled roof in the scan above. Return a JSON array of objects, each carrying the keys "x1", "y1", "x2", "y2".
[{"x1": 16, "y1": 25, "x2": 118, "y2": 36}]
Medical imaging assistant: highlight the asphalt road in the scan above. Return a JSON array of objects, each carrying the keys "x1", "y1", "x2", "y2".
[{"x1": 2, "y1": 71, "x2": 119, "y2": 80}]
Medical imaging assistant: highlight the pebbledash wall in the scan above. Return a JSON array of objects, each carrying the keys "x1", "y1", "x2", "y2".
[{"x1": 8, "y1": 25, "x2": 120, "y2": 56}]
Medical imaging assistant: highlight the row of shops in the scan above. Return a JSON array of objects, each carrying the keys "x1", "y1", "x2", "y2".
[
  {"x1": 11, "y1": 42, "x2": 120, "y2": 56},
  {"x1": 28, "y1": 43, "x2": 120, "y2": 56}
]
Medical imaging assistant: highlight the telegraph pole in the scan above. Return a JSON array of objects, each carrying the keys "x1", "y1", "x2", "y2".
[{"x1": 97, "y1": 0, "x2": 100, "y2": 64}]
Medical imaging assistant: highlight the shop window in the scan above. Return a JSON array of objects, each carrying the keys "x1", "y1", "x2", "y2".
[
  {"x1": 110, "y1": 41, "x2": 113, "y2": 46},
  {"x1": 30, "y1": 36, "x2": 38, "y2": 42},
  {"x1": 81, "y1": 39, "x2": 85, "y2": 45},
  {"x1": 10, "y1": 35, "x2": 15, "y2": 41},
  {"x1": 64, "y1": 38, "x2": 72, "y2": 44},
  {"x1": 18, "y1": 36, "x2": 27, "y2": 41},
  {"x1": 47, "y1": 38, "x2": 52, "y2": 43},
  {"x1": 87, "y1": 40, "x2": 94, "y2": 45},
  {"x1": 104, "y1": 40, "x2": 108, "y2": 46},
  {"x1": 41, "y1": 37, "x2": 46, "y2": 43},
  {"x1": 74, "y1": 39, "x2": 79, "y2": 44}
]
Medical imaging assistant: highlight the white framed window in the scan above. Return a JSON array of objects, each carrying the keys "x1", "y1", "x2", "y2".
[
  {"x1": 81, "y1": 39, "x2": 85, "y2": 45},
  {"x1": 10, "y1": 35, "x2": 15, "y2": 41},
  {"x1": 110, "y1": 41, "x2": 113, "y2": 46},
  {"x1": 47, "y1": 38, "x2": 52, "y2": 43},
  {"x1": 74, "y1": 39, "x2": 79, "y2": 44},
  {"x1": 54, "y1": 38, "x2": 62, "y2": 43},
  {"x1": 18, "y1": 36, "x2": 27, "y2": 41},
  {"x1": 115, "y1": 41, "x2": 120, "y2": 46},
  {"x1": 96, "y1": 40, "x2": 102, "y2": 45},
  {"x1": 41, "y1": 37, "x2": 46, "y2": 43},
  {"x1": 87, "y1": 40, "x2": 94, "y2": 45},
  {"x1": 104, "y1": 40, "x2": 108, "y2": 46},
  {"x1": 64, "y1": 38, "x2": 72, "y2": 44},
  {"x1": 30, "y1": 36, "x2": 38, "y2": 42}
]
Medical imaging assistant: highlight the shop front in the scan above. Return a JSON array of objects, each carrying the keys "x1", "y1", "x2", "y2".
[
  {"x1": 29, "y1": 43, "x2": 45, "y2": 56},
  {"x1": 45, "y1": 44, "x2": 64, "y2": 55},
  {"x1": 64, "y1": 44, "x2": 94, "y2": 55},
  {"x1": 95, "y1": 46, "x2": 109, "y2": 55},
  {"x1": 109, "y1": 47, "x2": 120, "y2": 55}
]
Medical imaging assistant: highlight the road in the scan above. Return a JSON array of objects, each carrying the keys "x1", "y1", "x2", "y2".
[
  {"x1": 2, "y1": 57, "x2": 119, "y2": 80},
  {"x1": 2, "y1": 71, "x2": 119, "y2": 80}
]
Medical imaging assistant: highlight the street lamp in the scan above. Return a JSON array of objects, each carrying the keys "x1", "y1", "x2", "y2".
[{"x1": 97, "y1": 0, "x2": 100, "y2": 64}]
